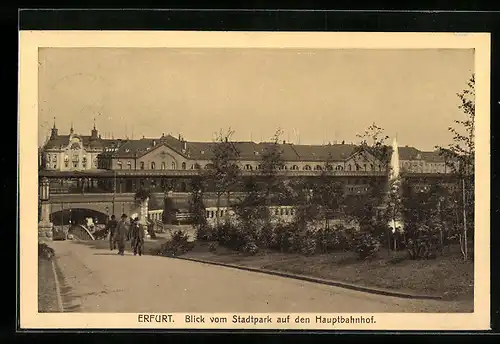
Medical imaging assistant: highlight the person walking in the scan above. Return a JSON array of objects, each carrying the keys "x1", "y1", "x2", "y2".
[
  {"x1": 132, "y1": 217, "x2": 144, "y2": 256},
  {"x1": 107, "y1": 215, "x2": 118, "y2": 250},
  {"x1": 116, "y1": 214, "x2": 129, "y2": 256}
]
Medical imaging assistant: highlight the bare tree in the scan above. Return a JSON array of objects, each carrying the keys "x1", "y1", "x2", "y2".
[
  {"x1": 436, "y1": 74, "x2": 475, "y2": 261},
  {"x1": 207, "y1": 128, "x2": 241, "y2": 228}
]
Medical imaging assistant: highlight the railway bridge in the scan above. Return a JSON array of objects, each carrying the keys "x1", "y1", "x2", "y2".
[{"x1": 37, "y1": 169, "x2": 458, "y2": 239}]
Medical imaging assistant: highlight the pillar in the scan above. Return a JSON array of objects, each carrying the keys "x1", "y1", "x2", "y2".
[{"x1": 38, "y1": 177, "x2": 53, "y2": 240}]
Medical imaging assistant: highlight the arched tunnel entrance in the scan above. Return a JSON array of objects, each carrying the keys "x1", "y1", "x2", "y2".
[{"x1": 50, "y1": 208, "x2": 109, "y2": 227}]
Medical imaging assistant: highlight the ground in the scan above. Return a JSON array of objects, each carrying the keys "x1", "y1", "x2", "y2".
[
  {"x1": 43, "y1": 237, "x2": 473, "y2": 313},
  {"x1": 38, "y1": 257, "x2": 59, "y2": 312}
]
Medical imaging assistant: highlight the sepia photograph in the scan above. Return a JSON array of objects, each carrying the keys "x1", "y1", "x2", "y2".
[{"x1": 19, "y1": 31, "x2": 490, "y2": 330}]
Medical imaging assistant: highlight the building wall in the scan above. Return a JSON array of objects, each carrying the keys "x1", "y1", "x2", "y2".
[{"x1": 43, "y1": 135, "x2": 101, "y2": 171}]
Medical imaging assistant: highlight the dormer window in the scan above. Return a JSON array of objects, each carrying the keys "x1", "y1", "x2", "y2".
[
  {"x1": 201, "y1": 150, "x2": 205, "y2": 155},
  {"x1": 125, "y1": 149, "x2": 130, "y2": 153}
]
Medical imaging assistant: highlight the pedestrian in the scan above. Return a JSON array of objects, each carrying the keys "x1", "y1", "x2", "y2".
[
  {"x1": 130, "y1": 217, "x2": 138, "y2": 249},
  {"x1": 107, "y1": 215, "x2": 118, "y2": 250},
  {"x1": 115, "y1": 214, "x2": 129, "y2": 256},
  {"x1": 132, "y1": 217, "x2": 144, "y2": 256}
]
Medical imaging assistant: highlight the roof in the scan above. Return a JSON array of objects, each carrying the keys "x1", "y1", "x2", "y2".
[
  {"x1": 47, "y1": 131, "x2": 445, "y2": 164},
  {"x1": 43, "y1": 134, "x2": 123, "y2": 150}
]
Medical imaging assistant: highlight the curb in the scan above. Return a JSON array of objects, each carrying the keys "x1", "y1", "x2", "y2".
[
  {"x1": 50, "y1": 259, "x2": 65, "y2": 312},
  {"x1": 173, "y1": 256, "x2": 444, "y2": 301}
]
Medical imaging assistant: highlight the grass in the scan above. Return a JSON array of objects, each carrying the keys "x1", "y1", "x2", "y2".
[
  {"x1": 75, "y1": 228, "x2": 474, "y2": 302},
  {"x1": 180, "y1": 242, "x2": 474, "y2": 301},
  {"x1": 38, "y1": 255, "x2": 59, "y2": 313}
]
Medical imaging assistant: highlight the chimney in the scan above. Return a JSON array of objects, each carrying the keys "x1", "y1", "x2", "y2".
[
  {"x1": 283, "y1": 140, "x2": 286, "y2": 144},
  {"x1": 183, "y1": 140, "x2": 187, "y2": 151},
  {"x1": 178, "y1": 134, "x2": 181, "y2": 141}
]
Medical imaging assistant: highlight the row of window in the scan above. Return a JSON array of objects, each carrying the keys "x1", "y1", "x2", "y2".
[
  {"x1": 206, "y1": 208, "x2": 296, "y2": 219},
  {"x1": 112, "y1": 161, "x2": 384, "y2": 172}
]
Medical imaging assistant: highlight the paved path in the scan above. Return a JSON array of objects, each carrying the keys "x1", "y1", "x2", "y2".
[{"x1": 49, "y1": 241, "x2": 472, "y2": 313}]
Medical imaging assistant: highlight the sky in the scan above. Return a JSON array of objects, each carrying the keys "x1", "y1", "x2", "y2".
[{"x1": 38, "y1": 48, "x2": 474, "y2": 151}]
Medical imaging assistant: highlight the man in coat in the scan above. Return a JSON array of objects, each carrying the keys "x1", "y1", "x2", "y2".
[
  {"x1": 107, "y1": 215, "x2": 118, "y2": 250},
  {"x1": 131, "y1": 217, "x2": 145, "y2": 256},
  {"x1": 115, "y1": 214, "x2": 129, "y2": 256}
]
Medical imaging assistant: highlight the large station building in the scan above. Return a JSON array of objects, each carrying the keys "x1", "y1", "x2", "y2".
[{"x1": 40, "y1": 125, "x2": 450, "y2": 175}]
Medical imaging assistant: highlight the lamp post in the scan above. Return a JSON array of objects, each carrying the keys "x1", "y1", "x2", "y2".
[{"x1": 112, "y1": 170, "x2": 117, "y2": 215}]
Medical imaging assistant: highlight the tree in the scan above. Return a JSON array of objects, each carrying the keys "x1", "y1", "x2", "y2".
[
  {"x1": 206, "y1": 128, "x2": 241, "y2": 228},
  {"x1": 355, "y1": 122, "x2": 391, "y2": 170},
  {"x1": 189, "y1": 175, "x2": 208, "y2": 240},
  {"x1": 162, "y1": 195, "x2": 175, "y2": 225},
  {"x1": 436, "y1": 74, "x2": 475, "y2": 261},
  {"x1": 312, "y1": 153, "x2": 345, "y2": 231},
  {"x1": 258, "y1": 129, "x2": 286, "y2": 223}
]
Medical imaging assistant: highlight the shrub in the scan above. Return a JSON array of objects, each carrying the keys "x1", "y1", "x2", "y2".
[
  {"x1": 195, "y1": 223, "x2": 212, "y2": 241},
  {"x1": 38, "y1": 243, "x2": 55, "y2": 260},
  {"x1": 242, "y1": 241, "x2": 259, "y2": 255},
  {"x1": 52, "y1": 227, "x2": 67, "y2": 241},
  {"x1": 271, "y1": 223, "x2": 295, "y2": 253},
  {"x1": 300, "y1": 236, "x2": 317, "y2": 256},
  {"x1": 152, "y1": 230, "x2": 194, "y2": 256},
  {"x1": 353, "y1": 231, "x2": 381, "y2": 260},
  {"x1": 208, "y1": 242, "x2": 218, "y2": 253},
  {"x1": 258, "y1": 223, "x2": 274, "y2": 249},
  {"x1": 406, "y1": 225, "x2": 439, "y2": 260}
]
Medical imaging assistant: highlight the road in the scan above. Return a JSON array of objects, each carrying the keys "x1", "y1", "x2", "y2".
[{"x1": 48, "y1": 240, "x2": 471, "y2": 313}]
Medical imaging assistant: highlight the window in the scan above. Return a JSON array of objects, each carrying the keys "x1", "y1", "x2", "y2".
[
  {"x1": 194, "y1": 164, "x2": 200, "y2": 169},
  {"x1": 140, "y1": 162, "x2": 145, "y2": 170},
  {"x1": 182, "y1": 162, "x2": 186, "y2": 170},
  {"x1": 336, "y1": 165, "x2": 343, "y2": 171},
  {"x1": 172, "y1": 162, "x2": 176, "y2": 170},
  {"x1": 370, "y1": 164, "x2": 374, "y2": 171},
  {"x1": 303, "y1": 165, "x2": 311, "y2": 170},
  {"x1": 364, "y1": 164, "x2": 367, "y2": 171},
  {"x1": 315, "y1": 165, "x2": 322, "y2": 170},
  {"x1": 348, "y1": 165, "x2": 352, "y2": 171},
  {"x1": 127, "y1": 161, "x2": 132, "y2": 170},
  {"x1": 280, "y1": 208, "x2": 284, "y2": 215},
  {"x1": 245, "y1": 164, "x2": 253, "y2": 170},
  {"x1": 151, "y1": 162, "x2": 155, "y2": 169},
  {"x1": 292, "y1": 165, "x2": 298, "y2": 170},
  {"x1": 161, "y1": 162, "x2": 166, "y2": 170},
  {"x1": 275, "y1": 209, "x2": 279, "y2": 216}
]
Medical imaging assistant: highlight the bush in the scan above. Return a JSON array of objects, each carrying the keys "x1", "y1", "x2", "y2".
[
  {"x1": 242, "y1": 241, "x2": 259, "y2": 255},
  {"x1": 406, "y1": 225, "x2": 439, "y2": 260},
  {"x1": 195, "y1": 224, "x2": 212, "y2": 241},
  {"x1": 258, "y1": 223, "x2": 274, "y2": 249},
  {"x1": 270, "y1": 223, "x2": 295, "y2": 253},
  {"x1": 353, "y1": 231, "x2": 381, "y2": 260},
  {"x1": 152, "y1": 230, "x2": 194, "y2": 256},
  {"x1": 208, "y1": 242, "x2": 218, "y2": 253},
  {"x1": 38, "y1": 243, "x2": 55, "y2": 260},
  {"x1": 300, "y1": 236, "x2": 317, "y2": 256},
  {"x1": 52, "y1": 227, "x2": 67, "y2": 241},
  {"x1": 315, "y1": 225, "x2": 354, "y2": 253}
]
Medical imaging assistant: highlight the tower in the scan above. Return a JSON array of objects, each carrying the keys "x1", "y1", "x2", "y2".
[
  {"x1": 70, "y1": 122, "x2": 74, "y2": 135},
  {"x1": 91, "y1": 118, "x2": 98, "y2": 139},
  {"x1": 50, "y1": 117, "x2": 58, "y2": 139}
]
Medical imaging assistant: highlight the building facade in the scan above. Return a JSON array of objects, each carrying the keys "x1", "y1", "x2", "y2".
[
  {"x1": 96, "y1": 133, "x2": 451, "y2": 175},
  {"x1": 41, "y1": 121, "x2": 123, "y2": 172}
]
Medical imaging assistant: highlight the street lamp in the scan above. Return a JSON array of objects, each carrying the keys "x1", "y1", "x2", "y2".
[{"x1": 39, "y1": 177, "x2": 50, "y2": 201}]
